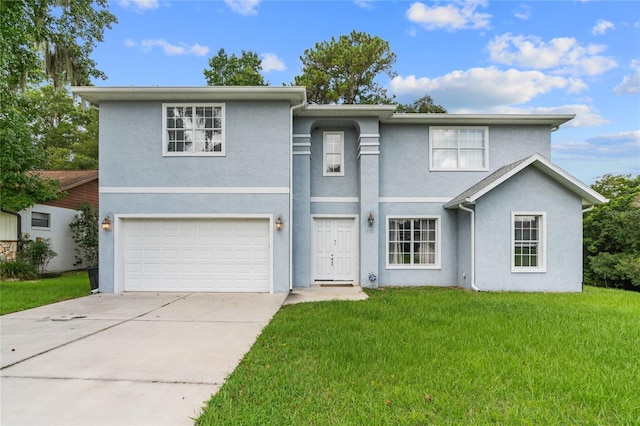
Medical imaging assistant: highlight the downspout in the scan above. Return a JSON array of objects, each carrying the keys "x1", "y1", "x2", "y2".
[
  {"x1": 582, "y1": 205, "x2": 595, "y2": 214},
  {"x1": 458, "y1": 204, "x2": 479, "y2": 292},
  {"x1": 289, "y1": 96, "x2": 307, "y2": 291}
]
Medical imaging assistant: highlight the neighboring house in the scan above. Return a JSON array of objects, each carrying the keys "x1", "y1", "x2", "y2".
[
  {"x1": 72, "y1": 86, "x2": 606, "y2": 294},
  {"x1": 13, "y1": 171, "x2": 98, "y2": 272}
]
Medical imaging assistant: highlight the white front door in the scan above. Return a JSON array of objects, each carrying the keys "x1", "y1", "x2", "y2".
[{"x1": 313, "y1": 218, "x2": 356, "y2": 282}]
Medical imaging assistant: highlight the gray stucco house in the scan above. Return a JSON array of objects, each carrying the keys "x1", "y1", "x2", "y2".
[{"x1": 72, "y1": 86, "x2": 606, "y2": 294}]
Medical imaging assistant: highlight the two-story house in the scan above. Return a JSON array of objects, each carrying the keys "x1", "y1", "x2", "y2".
[{"x1": 72, "y1": 86, "x2": 606, "y2": 293}]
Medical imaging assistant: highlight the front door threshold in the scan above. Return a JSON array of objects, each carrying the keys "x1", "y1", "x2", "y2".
[{"x1": 316, "y1": 281, "x2": 357, "y2": 287}]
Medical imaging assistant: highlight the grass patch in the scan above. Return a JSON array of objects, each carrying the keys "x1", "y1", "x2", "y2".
[
  {"x1": 197, "y1": 286, "x2": 640, "y2": 425},
  {"x1": 0, "y1": 271, "x2": 91, "y2": 315}
]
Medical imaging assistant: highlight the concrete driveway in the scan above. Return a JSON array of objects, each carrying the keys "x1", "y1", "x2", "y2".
[{"x1": 0, "y1": 292, "x2": 287, "y2": 426}]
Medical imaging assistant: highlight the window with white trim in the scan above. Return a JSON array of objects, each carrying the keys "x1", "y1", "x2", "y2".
[
  {"x1": 430, "y1": 127, "x2": 488, "y2": 170},
  {"x1": 31, "y1": 212, "x2": 50, "y2": 228},
  {"x1": 163, "y1": 104, "x2": 224, "y2": 156},
  {"x1": 512, "y1": 212, "x2": 546, "y2": 272},
  {"x1": 323, "y1": 131, "x2": 344, "y2": 176},
  {"x1": 387, "y1": 217, "x2": 440, "y2": 268}
]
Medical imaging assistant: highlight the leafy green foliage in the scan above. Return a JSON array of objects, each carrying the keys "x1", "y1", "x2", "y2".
[
  {"x1": 294, "y1": 31, "x2": 397, "y2": 104},
  {"x1": 18, "y1": 238, "x2": 57, "y2": 274},
  {"x1": 396, "y1": 94, "x2": 447, "y2": 113},
  {"x1": 204, "y1": 48, "x2": 266, "y2": 86},
  {"x1": 584, "y1": 174, "x2": 640, "y2": 290},
  {"x1": 0, "y1": 260, "x2": 38, "y2": 281},
  {"x1": 69, "y1": 202, "x2": 99, "y2": 267}
]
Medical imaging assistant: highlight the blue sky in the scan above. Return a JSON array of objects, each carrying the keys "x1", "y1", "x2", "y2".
[{"x1": 93, "y1": 0, "x2": 639, "y2": 184}]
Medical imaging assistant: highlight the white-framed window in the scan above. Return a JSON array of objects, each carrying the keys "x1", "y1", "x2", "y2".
[
  {"x1": 323, "y1": 131, "x2": 344, "y2": 176},
  {"x1": 512, "y1": 212, "x2": 546, "y2": 272},
  {"x1": 31, "y1": 212, "x2": 50, "y2": 228},
  {"x1": 430, "y1": 127, "x2": 488, "y2": 171},
  {"x1": 387, "y1": 216, "x2": 440, "y2": 269},
  {"x1": 162, "y1": 103, "x2": 225, "y2": 156}
]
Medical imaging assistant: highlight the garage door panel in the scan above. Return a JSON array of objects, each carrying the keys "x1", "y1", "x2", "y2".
[{"x1": 123, "y1": 218, "x2": 270, "y2": 292}]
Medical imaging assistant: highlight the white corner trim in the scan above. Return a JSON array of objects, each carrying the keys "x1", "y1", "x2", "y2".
[
  {"x1": 293, "y1": 142, "x2": 312, "y2": 147},
  {"x1": 293, "y1": 133, "x2": 312, "y2": 139},
  {"x1": 100, "y1": 187, "x2": 290, "y2": 194},
  {"x1": 293, "y1": 151, "x2": 311, "y2": 156},
  {"x1": 359, "y1": 134, "x2": 380, "y2": 139}
]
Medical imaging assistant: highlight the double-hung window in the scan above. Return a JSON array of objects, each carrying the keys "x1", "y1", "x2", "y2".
[
  {"x1": 163, "y1": 104, "x2": 224, "y2": 156},
  {"x1": 387, "y1": 217, "x2": 440, "y2": 268},
  {"x1": 323, "y1": 131, "x2": 344, "y2": 176},
  {"x1": 430, "y1": 127, "x2": 488, "y2": 170},
  {"x1": 512, "y1": 212, "x2": 546, "y2": 272}
]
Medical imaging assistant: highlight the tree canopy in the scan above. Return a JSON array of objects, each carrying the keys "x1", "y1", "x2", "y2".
[
  {"x1": 584, "y1": 174, "x2": 640, "y2": 291},
  {"x1": 294, "y1": 30, "x2": 397, "y2": 104},
  {"x1": 0, "y1": 0, "x2": 114, "y2": 211},
  {"x1": 204, "y1": 49, "x2": 266, "y2": 86},
  {"x1": 396, "y1": 94, "x2": 447, "y2": 113}
]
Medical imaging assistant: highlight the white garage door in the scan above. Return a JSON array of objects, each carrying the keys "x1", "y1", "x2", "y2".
[{"x1": 122, "y1": 218, "x2": 270, "y2": 292}]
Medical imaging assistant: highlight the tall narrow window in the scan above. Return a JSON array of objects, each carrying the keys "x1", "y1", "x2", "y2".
[
  {"x1": 387, "y1": 217, "x2": 440, "y2": 268},
  {"x1": 430, "y1": 127, "x2": 488, "y2": 170},
  {"x1": 323, "y1": 131, "x2": 344, "y2": 176},
  {"x1": 163, "y1": 104, "x2": 224, "y2": 156},
  {"x1": 513, "y1": 212, "x2": 546, "y2": 272}
]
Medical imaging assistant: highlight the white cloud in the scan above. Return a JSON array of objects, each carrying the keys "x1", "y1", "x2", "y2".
[
  {"x1": 592, "y1": 19, "x2": 615, "y2": 35},
  {"x1": 224, "y1": 0, "x2": 260, "y2": 16},
  {"x1": 488, "y1": 33, "x2": 617, "y2": 76},
  {"x1": 406, "y1": 0, "x2": 491, "y2": 31},
  {"x1": 514, "y1": 4, "x2": 531, "y2": 20},
  {"x1": 261, "y1": 53, "x2": 286, "y2": 72},
  {"x1": 389, "y1": 67, "x2": 582, "y2": 111},
  {"x1": 118, "y1": 0, "x2": 159, "y2": 12},
  {"x1": 614, "y1": 62, "x2": 640, "y2": 94},
  {"x1": 125, "y1": 39, "x2": 209, "y2": 56},
  {"x1": 354, "y1": 0, "x2": 375, "y2": 9}
]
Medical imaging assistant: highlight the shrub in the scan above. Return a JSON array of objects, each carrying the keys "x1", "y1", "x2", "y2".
[
  {"x1": 0, "y1": 259, "x2": 38, "y2": 280},
  {"x1": 19, "y1": 238, "x2": 57, "y2": 274},
  {"x1": 69, "y1": 202, "x2": 99, "y2": 267}
]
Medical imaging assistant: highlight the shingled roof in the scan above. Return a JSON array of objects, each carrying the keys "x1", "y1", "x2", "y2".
[{"x1": 30, "y1": 170, "x2": 98, "y2": 191}]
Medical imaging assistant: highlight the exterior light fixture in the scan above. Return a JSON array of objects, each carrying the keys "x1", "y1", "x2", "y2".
[
  {"x1": 101, "y1": 216, "x2": 112, "y2": 231},
  {"x1": 275, "y1": 216, "x2": 283, "y2": 231},
  {"x1": 368, "y1": 211, "x2": 374, "y2": 227}
]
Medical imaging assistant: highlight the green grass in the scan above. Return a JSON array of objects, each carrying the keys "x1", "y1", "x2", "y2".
[
  {"x1": 197, "y1": 286, "x2": 640, "y2": 425},
  {"x1": 0, "y1": 271, "x2": 91, "y2": 315}
]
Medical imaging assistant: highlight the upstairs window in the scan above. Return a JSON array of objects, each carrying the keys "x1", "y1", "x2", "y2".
[
  {"x1": 512, "y1": 212, "x2": 546, "y2": 272},
  {"x1": 31, "y1": 212, "x2": 50, "y2": 228},
  {"x1": 430, "y1": 127, "x2": 488, "y2": 170},
  {"x1": 323, "y1": 131, "x2": 344, "y2": 176},
  {"x1": 163, "y1": 104, "x2": 224, "y2": 156}
]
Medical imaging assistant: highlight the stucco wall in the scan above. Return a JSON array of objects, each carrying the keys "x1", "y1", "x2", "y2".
[
  {"x1": 474, "y1": 167, "x2": 583, "y2": 292},
  {"x1": 99, "y1": 99, "x2": 292, "y2": 293}
]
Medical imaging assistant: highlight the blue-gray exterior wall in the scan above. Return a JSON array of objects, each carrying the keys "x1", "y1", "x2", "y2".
[
  {"x1": 99, "y1": 100, "x2": 292, "y2": 293},
  {"x1": 474, "y1": 167, "x2": 584, "y2": 292}
]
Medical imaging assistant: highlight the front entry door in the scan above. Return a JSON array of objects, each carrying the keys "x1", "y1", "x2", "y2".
[{"x1": 314, "y1": 218, "x2": 355, "y2": 282}]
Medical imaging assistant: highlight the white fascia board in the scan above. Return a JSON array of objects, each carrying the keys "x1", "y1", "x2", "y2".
[{"x1": 386, "y1": 113, "x2": 575, "y2": 128}]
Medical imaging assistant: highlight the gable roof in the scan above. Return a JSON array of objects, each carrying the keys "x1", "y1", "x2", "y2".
[
  {"x1": 444, "y1": 153, "x2": 608, "y2": 209},
  {"x1": 31, "y1": 170, "x2": 98, "y2": 191}
]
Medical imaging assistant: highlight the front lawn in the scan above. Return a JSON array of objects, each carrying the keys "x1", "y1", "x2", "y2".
[
  {"x1": 197, "y1": 286, "x2": 640, "y2": 425},
  {"x1": 0, "y1": 271, "x2": 91, "y2": 315}
]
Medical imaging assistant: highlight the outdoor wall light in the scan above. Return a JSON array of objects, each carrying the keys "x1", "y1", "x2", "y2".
[
  {"x1": 368, "y1": 211, "x2": 375, "y2": 227},
  {"x1": 101, "y1": 216, "x2": 112, "y2": 231},
  {"x1": 275, "y1": 216, "x2": 283, "y2": 231}
]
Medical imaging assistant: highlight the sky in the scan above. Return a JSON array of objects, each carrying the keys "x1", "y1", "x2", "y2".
[{"x1": 91, "y1": 0, "x2": 640, "y2": 184}]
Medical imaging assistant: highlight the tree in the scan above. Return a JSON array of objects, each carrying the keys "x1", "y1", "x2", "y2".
[
  {"x1": 69, "y1": 202, "x2": 99, "y2": 267},
  {"x1": 204, "y1": 49, "x2": 266, "y2": 86},
  {"x1": 27, "y1": 85, "x2": 99, "y2": 170},
  {"x1": 396, "y1": 94, "x2": 447, "y2": 113},
  {"x1": 0, "y1": 0, "x2": 114, "y2": 211},
  {"x1": 584, "y1": 174, "x2": 640, "y2": 291},
  {"x1": 294, "y1": 31, "x2": 397, "y2": 104}
]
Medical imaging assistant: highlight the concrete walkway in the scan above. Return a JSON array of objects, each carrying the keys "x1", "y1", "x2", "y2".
[{"x1": 0, "y1": 292, "x2": 287, "y2": 426}]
